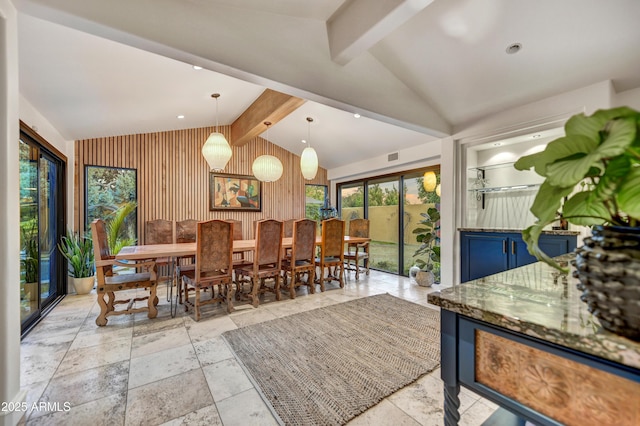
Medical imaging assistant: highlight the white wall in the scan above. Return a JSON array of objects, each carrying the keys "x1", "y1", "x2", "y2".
[
  {"x1": 20, "y1": 95, "x2": 74, "y2": 230},
  {"x1": 614, "y1": 87, "x2": 640, "y2": 110},
  {"x1": 0, "y1": 1, "x2": 26, "y2": 425}
]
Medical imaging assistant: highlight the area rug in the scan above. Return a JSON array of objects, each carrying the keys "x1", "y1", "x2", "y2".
[{"x1": 222, "y1": 294, "x2": 441, "y2": 425}]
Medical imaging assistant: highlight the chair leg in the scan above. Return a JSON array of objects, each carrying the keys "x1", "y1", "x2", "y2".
[
  {"x1": 226, "y1": 283, "x2": 235, "y2": 313},
  {"x1": 275, "y1": 274, "x2": 281, "y2": 301},
  {"x1": 339, "y1": 263, "x2": 345, "y2": 288},
  {"x1": 194, "y1": 287, "x2": 201, "y2": 322},
  {"x1": 354, "y1": 254, "x2": 360, "y2": 280},
  {"x1": 95, "y1": 292, "x2": 108, "y2": 326},
  {"x1": 148, "y1": 283, "x2": 158, "y2": 319},
  {"x1": 251, "y1": 277, "x2": 260, "y2": 308}
]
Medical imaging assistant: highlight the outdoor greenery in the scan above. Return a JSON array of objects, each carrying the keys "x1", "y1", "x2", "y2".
[
  {"x1": 20, "y1": 221, "x2": 38, "y2": 283},
  {"x1": 106, "y1": 201, "x2": 138, "y2": 255},
  {"x1": 515, "y1": 106, "x2": 640, "y2": 271},
  {"x1": 58, "y1": 230, "x2": 94, "y2": 278},
  {"x1": 412, "y1": 206, "x2": 441, "y2": 281}
]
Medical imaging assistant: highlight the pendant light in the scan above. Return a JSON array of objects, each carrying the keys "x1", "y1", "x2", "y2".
[
  {"x1": 300, "y1": 117, "x2": 318, "y2": 180},
  {"x1": 423, "y1": 171, "x2": 437, "y2": 192},
  {"x1": 201, "y1": 93, "x2": 232, "y2": 171},
  {"x1": 252, "y1": 121, "x2": 283, "y2": 182}
]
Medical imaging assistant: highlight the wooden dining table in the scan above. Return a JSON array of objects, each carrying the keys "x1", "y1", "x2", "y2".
[
  {"x1": 116, "y1": 236, "x2": 370, "y2": 317},
  {"x1": 116, "y1": 236, "x2": 370, "y2": 260}
]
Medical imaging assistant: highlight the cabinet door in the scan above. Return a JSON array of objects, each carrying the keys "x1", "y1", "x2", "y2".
[
  {"x1": 510, "y1": 236, "x2": 538, "y2": 268},
  {"x1": 461, "y1": 233, "x2": 509, "y2": 282}
]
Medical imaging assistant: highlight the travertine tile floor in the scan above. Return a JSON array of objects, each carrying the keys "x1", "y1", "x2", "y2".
[{"x1": 20, "y1": 270, "x2": 498, "y2": 425}]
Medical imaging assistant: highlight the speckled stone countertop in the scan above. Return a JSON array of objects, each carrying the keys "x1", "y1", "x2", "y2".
[
  {"x1": 428, "y1": 254, "x2": 640, "y2": 370},
  {"x1": 458, "y1": 227, "x2": 580, "y2": 236}
]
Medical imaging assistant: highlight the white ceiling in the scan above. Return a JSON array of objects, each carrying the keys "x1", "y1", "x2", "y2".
[{"x1": 15, "y1": 0, "x2": 640, "y2": 171}]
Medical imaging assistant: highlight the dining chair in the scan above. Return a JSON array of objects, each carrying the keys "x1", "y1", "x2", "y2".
[
  {"x1": 281, "y1": 219, "x2": 316, "y2": 299},
  {"x1": 343, "y1": 218, "x2": 370, "y2": 280},
  {"x1": 91, "y1": 219, "x2": 158, "y2": 326},
  {"x1": 235, "y1": 219, "x2": 283, "y2": 307},
  {"x1": 316, "y1": 218, "x2": 345, "y2": 291},
  {"x1": 174, "y1": 219, "x2": 198, "y2": 308},
  {"x1": 179, "y1": 219, "x2": 235, "y2": 321},
  {"x1": 145, "y1": 219, "x2": 174, "y2": 300}
]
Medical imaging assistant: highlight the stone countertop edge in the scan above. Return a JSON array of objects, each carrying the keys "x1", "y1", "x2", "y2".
[
  {"x1": 427, "y1": 259, "x2": 640, "y2": 370},
  {"x1": 458, "y1": 227, "x2": 580, "y2": 236}
]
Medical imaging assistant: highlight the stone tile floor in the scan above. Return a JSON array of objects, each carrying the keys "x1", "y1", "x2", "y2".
[{"x1": 19, "y1": 270, "x2": 498, "y2": 425}]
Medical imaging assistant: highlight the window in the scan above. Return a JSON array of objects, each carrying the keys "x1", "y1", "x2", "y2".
[{"x1": 305, "y1": 184, "x2": 327, "y2": 220}]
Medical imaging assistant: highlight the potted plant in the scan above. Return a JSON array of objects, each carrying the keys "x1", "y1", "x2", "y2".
[
  {"x1": 21, "y1": 223, "x2": 39, "y2": 301},
  {"x1": 514, "y1": 106, "x2": 640, "y2": 339},
  {"x1": 58, "y1": 230, "x2": 95, "y2": 294},
  {"x1": 412, "y1": 206, "x2": 441, "y2": 287}
]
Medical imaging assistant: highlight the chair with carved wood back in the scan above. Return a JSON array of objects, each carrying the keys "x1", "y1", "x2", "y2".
[
  {"x1": 91, "y1": 219, "x2": 158, "y2": 326},
  {"x1": 179, "y1": 220, "x2": 235, "y2": 321},
  {"x1": 343, "y1": 218, "x2": 370, "y2": 280},
  {"x1": 316, "y1": 218, "x2": 345, "y2": 292},
  {"x1": 281, "y1": 219, "x2": 316, "y2": 299},
  {"x1": 235, "y1": 219, "x2": 283, "y2": 307}
]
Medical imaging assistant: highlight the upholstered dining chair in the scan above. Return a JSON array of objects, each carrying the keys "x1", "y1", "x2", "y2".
[
  {"x1": 91, "y1": 219, "x2": 158, "y2": 326},
  {"x1": 281, "y1": 219, "x2": 316, "y2": 299},
  {"x1": 316, "y1": 218, "x2": 345, "y2": 291},
  {"x1": 343, "y1": 218, "x2": 370, "y2": 280},
  {"x1": 179, "y1": 219, "x2": 235, "y2": 321},
  {"x1": 235, "y1": 219, "x2": 283, "y2": 307},
  {"x1": 174, "y1": 219, "x2": 198, "y2": 307},
  {"x1": 145, "y1": 219, "x2": 174, "y2": 300}
]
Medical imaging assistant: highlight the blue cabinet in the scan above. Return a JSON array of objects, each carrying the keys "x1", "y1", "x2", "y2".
[{"x1": 460, "y1": 231, "x2": 577, "y2": 282}]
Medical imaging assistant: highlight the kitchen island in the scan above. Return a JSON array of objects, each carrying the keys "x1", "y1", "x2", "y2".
[{"x1": 428, "y1": 254, "x2": 640, "y2": 425}]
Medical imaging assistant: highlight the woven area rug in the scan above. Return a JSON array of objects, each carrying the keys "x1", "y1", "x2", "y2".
[{"x1": 222, "y1": 294, "x2": 441, "y2": 425}]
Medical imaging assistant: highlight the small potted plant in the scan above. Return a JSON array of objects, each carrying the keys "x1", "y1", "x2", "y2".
[
  {"x1": 514, "y1": 106, "x2": 640, "y2": 339},
  {"x1": 58, "y1": 230, "x2": 95, "y2": 294},
  {"x1": 412, "y1": 206, "x2": 441, "y2": 287}
]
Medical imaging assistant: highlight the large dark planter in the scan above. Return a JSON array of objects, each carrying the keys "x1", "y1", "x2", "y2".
[{"x1": 572, "y1": 226, "x2": 640, "y2": 341}]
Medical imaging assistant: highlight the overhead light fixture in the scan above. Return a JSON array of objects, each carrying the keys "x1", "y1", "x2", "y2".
[
  {"x1": 202, "y1": 93, "x2": 232, "y2": 171},
  {"x1": 177, "y1": 115, "x2": 185, "y2": 119},
  {"x1": 193, "y1": 65, "x2": 203, "y2": 70},
  {"x1": 423, "y1": 171, "x2": 437, "y2": 192},
  {"x1": 252, "y1": 121, "x2": 283, "y2": 182},
  {"x1": 353, "y1": 113, "x2": 361, "y2": 119},
  {"x1": 300, "y1": 117, "x2": 318, "y2": 180},
  {"x1": 506, "y1": 42, "x2": 522, "y2": 55}
]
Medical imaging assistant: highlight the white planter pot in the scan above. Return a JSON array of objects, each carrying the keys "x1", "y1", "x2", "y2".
[
  {"x1": 415, "y1": 271, "x2": 434, "y2": 287},
  {"x1": 71, "y1": 276, "x2": 95, "y2": 295}
]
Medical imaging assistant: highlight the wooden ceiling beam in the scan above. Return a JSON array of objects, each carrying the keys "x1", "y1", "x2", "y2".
[{"x1": 230, "y1": 89, "x2": 305, "y2": 146}]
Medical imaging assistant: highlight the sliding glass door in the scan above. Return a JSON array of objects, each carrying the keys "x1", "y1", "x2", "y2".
[
  {"x1": 19, "y1": 127, "x2": 66, "y2": 335},
  {"x1": 338, "y1": 166, "x2": 441, "y2": 280}
]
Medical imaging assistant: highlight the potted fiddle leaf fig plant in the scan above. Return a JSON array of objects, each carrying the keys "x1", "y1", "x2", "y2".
[
  {"x1": 58, "y1": 230, "x2": 95, "y2": 294},
  {"x1": 514, "y1": 106, "x2": 640, "y2": 340},
  {"x1": 412, "y1": 206, "x2": 441, "y2": 287}
]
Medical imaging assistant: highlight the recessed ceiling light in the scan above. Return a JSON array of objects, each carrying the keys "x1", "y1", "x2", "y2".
[
  {"x1": 301, "y1": 139, "x2": 307, "y2": 144},
  {"x1": 532, "y1": 134, "x2": 541, "y2": 139},
  {"x1": 353, "y1": 113, "x2": 361, "y2": 118},
  {"x1": 192, "y1": 65, "x2": 203, "y2": 70},
  {"x1": 177, "y1": 115, "x2": 185, "y2": 119},
  {"x1": 493, "y1": 142, "x2": 503, "y2": 147},
  {"x1": 505, "y1": 43, "x2": 522, "y2": 55}
]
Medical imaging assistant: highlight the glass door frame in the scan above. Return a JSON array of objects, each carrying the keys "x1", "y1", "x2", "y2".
[
  {"x1": 337, "y1": 165, "x2": 440, "y2": 277},
  {"x1": 19, "y1": 121, "x2": 67, "y2": 336}
]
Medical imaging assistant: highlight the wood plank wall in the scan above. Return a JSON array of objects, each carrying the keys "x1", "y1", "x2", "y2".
[{"x1": 74, "y1": 125, "x2": 328, "y2": 242}]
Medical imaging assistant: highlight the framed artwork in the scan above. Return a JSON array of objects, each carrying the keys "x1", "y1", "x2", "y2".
[{"x1": 210, "y1": 173, "x2": 262, "y2": 211}]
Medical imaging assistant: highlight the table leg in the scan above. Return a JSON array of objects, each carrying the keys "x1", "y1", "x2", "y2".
[{"x1": 444, "y1": 383, "x2": 460, "y2": 426}]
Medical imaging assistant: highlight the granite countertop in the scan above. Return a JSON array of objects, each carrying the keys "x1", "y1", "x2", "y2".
[
  {"x1": 427, "y1": 254, "x2": 640, "y2": 370},
  {"x1": 458, "y1": 227, "x2": 580, "y2": 236}
]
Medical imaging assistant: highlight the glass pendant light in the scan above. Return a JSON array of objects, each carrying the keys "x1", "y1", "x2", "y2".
[
  {"x1": 252, "y1": 121, "x2": 283, "y2": 182},
  {"x1": 300, "y1": 117, "x2": 318, "y2": 180},
  {"x1": 201, "y1": 93, "x2": 232, "y2": 171}
]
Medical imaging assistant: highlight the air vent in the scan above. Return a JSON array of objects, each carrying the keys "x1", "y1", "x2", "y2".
[{"x1": 388, "y1": 152, "x2": 399, "y2": 161}]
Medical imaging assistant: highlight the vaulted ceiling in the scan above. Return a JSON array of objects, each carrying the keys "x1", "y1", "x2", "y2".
[{"x1": 15, "y1": 0, "x2": 640, "y2": 171}]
